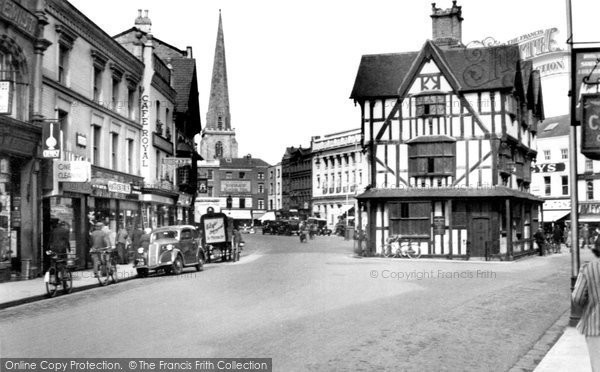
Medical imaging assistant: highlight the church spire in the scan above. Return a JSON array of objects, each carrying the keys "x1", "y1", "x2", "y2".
[
  {"x1": 206, "y1": 9, "x2": 231, "y2": 131},
  {"x1": 200, "y1": 10, "x2": 238, "y2": 160}
]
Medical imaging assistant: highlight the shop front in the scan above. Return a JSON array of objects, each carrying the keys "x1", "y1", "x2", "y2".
[
  {"x1": 176, "y1": 192, "x2": 194, "y2": 225},
  {"x1": 140, "y1": 186, "x2": 178, "y2": 229}
]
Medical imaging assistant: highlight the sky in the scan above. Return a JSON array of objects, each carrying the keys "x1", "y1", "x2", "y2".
[{"x1": 69, "y1": 0, "x2": 599, "y2": 166}]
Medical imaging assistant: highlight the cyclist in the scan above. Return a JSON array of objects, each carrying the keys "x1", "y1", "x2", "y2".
[{"x1": 90, "y1": 222, "x2": 110, "y2": 278}]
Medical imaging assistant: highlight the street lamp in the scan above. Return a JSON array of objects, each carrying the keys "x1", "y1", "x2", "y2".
[{"x1": 226, "y1": 195, "x2": 232, "y2": 209}]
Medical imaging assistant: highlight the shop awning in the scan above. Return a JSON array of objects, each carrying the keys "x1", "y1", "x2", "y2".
[
  {"x1": 259, "y1": 211, "x2": 276, "y2": 221},
  {"x1": 579, "y1": 214, "x2": 600, "y2": 223},
  {"x1": 542, "y1": 210, "x2": 570, "y2": 222},
  {"x1": 222, "y1": 209, "x2": 253, "y2": 220},
  {"x1": 339, "y1": 204, "x2": 354, "y2": 215}
]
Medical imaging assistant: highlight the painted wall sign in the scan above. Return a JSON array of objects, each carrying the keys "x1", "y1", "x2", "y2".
[
  {"x1": 532, "y1": 163, "x2": 566, "y2": 173},
  {"x1": 140, "y1": 94, "x2": 150, "y2": 167},
  {"x1": 221, "y1": 180, "x2": 251, "y2": 193}
]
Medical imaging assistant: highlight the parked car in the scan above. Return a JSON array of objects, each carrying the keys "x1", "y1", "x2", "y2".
[
  {"x1": 262, "y1": 220, "x2": 279, "y2": 235},
  {"x1": 134, "y1": 225, "x2": 205, "y2": 277}
]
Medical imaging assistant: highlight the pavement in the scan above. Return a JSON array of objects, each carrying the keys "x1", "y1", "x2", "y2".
[
  {"x1": 0, "y1": 245, "x2": 594, "y2": 371},
  {"x1": 0, "y1": 264, "x2": 138, "y2": 309}
]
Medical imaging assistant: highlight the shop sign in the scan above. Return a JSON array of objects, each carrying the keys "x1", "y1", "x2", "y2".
[
  {"x1": 573, "y1": 48, "x2": 600, "y2": 123},
  {"x1": 54, "y1": 160, "x2": 91, "y2": 182},
  {"x1": 543, "y1": 199, "x2": 571, "y2": 210},
  {"x1": 140, "y1": 94, "x2": 150, "y2": 168},
  {"x1": 580, "y1": 203, "x2": 600, "y2": 215},
  {"x1": 162, "y1": 157, "x2": 192, "y2": 166},
  {"x1": 42, "y1": 121, "x2": 61, "y2": 158},
  {"x1": 221, "y1": 180, "x2": 251, "y2": 193},
  {"x1": 131, "y1": 185, "x2": 142, "y2": 195},
  {"x1": 76, "y1": 132, "x2": 87, "y2": 147},
  {"x1": 0, "y1": 81, "x2": 12, "y2": 114},
  {"x1": 582, "y1": 93, "x2": 600, "y2": 160},
  {"x1": 433, "y1": 216, "x2": 445, "y2": 235},
  {"x1": 532, "y1": 163, "x2": 566, "y2": 173},
  {"x1": 177, "y1": 193, "x2": 192, "y2": 207},
  {"x1": 62, "y1": 182, "x2": 92, "y2": 194},
  {"x1": 107, "y1": 181, "x2": 131, "y2": 194}
]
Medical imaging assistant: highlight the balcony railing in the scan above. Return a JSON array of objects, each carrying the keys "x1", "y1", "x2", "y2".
[
  {"x1": 329, "y1": 187, "x2": 334, "y2": 194},
  {"x1": 322, "y1": 187, "x2": 328, "y2": 195},
  {"x1": 342, "y1": 186, "x2": 348, "y2": 193}
]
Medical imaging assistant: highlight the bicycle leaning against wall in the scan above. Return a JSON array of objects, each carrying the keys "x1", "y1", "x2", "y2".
[{"x1": 383, "y1": 235, "x2": 422, "y2": 259}]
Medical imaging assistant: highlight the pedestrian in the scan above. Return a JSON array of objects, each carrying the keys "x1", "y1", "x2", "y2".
[
  {"x1": 140, "y1": 228, "x2": 152, "y2": 250},
  {"x1": 582, "y1": 224, "x2": 591, "y2": 250},
  {"x1": 534, "y1": 227, "x2": 546, "y2": 256},
  {"x1": 573, "y1": 235, "x2": 600, "y2": 372},
  {"x1": 117, "y1": 226, "x2": 128, "y2": 264},
  {"x1": 232, "y1": 228, "x2": 243, "y2": 261},
  {"x1": 565, "y1": 224, "x2": 571, "y2": 252},
  {"x1": 552, "y1": 224, "x2": 563, "y2": 253},
  {"x1": 49, "y1": 220, "x2": 70, "y2": 255},
  {"x1": 90, "y1": 222, "x2": 110, "y2": 278}
]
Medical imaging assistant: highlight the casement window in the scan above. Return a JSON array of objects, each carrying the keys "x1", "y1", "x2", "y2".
[
  {"x1": 58, "y1": 45, "x2": 69, "y2": 84},
  {"x1": 415, "y1": 94, "x2": 446, "y2": 117},
  {"x1": 544, "y1": 176, "x2": 551, "y2": 196},
  {"x1": 561, "y1": 176, "x2": 568, "y2": 196},
  {"x1": 408, "y1": 141, "x2": 456, "y2": 177}
]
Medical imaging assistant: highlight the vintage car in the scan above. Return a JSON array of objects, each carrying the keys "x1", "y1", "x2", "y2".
[{"x1": 134, "y1": 225, "x2": 205, "y2": 277}]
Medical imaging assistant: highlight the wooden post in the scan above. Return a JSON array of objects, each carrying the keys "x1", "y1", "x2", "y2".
[
  {"x1": 506, "y1": 199, "x2": 513, "y2": 260},
  {"x1": 448, "y1": 199, "x2": 453, "y2": 258}
]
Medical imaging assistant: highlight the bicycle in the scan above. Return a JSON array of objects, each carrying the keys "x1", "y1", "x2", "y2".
[
  {"x1": 44, "y1": 250, "x2": 74, "y2": 297},
  {"x1": 91, "y1": 247, "x2": 119, "y2": 286},
  {"x1": 383, "y1": 236, "x2": 422, "y2": 259}
]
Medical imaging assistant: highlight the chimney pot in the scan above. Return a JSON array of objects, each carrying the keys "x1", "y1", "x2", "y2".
[{"x1": 138, "y1": 9, "x2": 142, "y2": 17}]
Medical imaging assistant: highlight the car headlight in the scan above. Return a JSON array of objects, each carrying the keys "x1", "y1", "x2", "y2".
[
  {"x1": 137, "y1": 247, "x2": 145, "y2": 254},
  {"x1": 166, "y1": 244, "x2": 174, "y2": 251}
]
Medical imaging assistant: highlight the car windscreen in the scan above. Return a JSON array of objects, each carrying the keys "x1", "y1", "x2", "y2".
[{"x1": 151, "y1": 230, "x2": 178, "y2": 241}]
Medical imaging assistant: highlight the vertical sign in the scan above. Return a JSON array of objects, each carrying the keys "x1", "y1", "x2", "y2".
[
  {"x1": 42, "y1": 121, "x2": 61, "y2": 158},
  {"x1": 140, "y1": 95, "x2": 150, "y2": 168},
  {"x1": 0, "y1": 81, "x2": 13, "y2": 114},
  {"x1": 582, "y1": 93, "x2": 600, "y2": 160}
]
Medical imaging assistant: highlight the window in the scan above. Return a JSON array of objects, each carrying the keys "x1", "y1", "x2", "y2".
[
  {"x1": 226, "y1": 172, "x2": 232, "y2": 179},
  {"x1": 258, "y1": 184, "x2": 264, "y2": 193},
  {"x1": 277, "y1": 182, "x2": 280, "y2": 192},
  {"x1": 408, "y1": 141, "x2": 455, "y2": 178},
  {"x1": 316, "y1": 176, "x2": 320, "y2": 189},
  {"x1": 269, "y1": 200, "x2": 273, "y2": 210},
  {"x1": 427, "y1": 158, "x2": 435, "y2": 173},
  {"x1": 562, "y1": 175, "x2": 568, "y2": 195},
  {"x1": 269, "y1": 170, "x2": 273, "y2": 179},
  {"x1": 561, "y1": 148, "x2": 568, "y2": 160},
  {"x1": 269, "y1": 183, "x2": 274, "y2": 194},
  {"x1": 156, "y1": 150, "x2": 160, "y2": 179},
  {"x1": 92, "y1": 125, "x2": 101, "y2": 166},
  {"x1": 277, "y1": 169, "x2": 280, "y2": 178},
  {"x1": 586, "y1": 159, "x2": 594, "y2": 173},
  {"x1": 258, "y1": 199, "x2": 264, "y2": 209},
  {"x1": 544, "y1": 176, "x2": 551, "y2": 196},
  {"x1": 238, "y1": 172, "x2": 245, "y2": 179},
  {"x1": 258, "y1": 172, "x2": 265, "y2": 180},
  {"x1": 111, "y1": 132, "x2": 118, "y2": 170},
  {"x1": 217, "y1": 115, "x2": 223, "y2": 130},
  {"x1": 208, "y1": 169, "x2": 213, "y2": 180},
  {"x1": 127, "y1": 87, "x2": 135, "y2": 119},
  {"x1": 239, "y1": 198, "x2": 246, "y2": 209},
  {"x1": 112, "y1": 77, "x2": 119, "y2": 110},
  {"x1": 543, "y1": 150, "x2": 551, "y2": 161},
  {"x1": 390, "y1": 202, "x2": 431, "y2": 236},
  {"x1": 58, "y1": 110, "x2": 68, "y2": 150},
  {"x1": 58, "y1": 45, "x2": 69, "y2": 84},
  {"x1": 127, "y1": 139, "x2": 134, "y2": 174},
  {"x1": 588, "y1": 181, "x2": 594, "y2": 200},
  {"x1": 415, "y1": 94, "x2": 446, "y2": 117},
  {"x1": 215, "y1": 141, "x2": 223, "y2": 158},
  {"x1": 93, "y1": 67, "x2": 102, "y2": 101}
]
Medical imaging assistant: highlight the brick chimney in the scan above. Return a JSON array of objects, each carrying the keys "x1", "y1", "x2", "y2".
[
  {"x1": 135, "y1": 9, "x2": 152, "y2": 33},
  {"x1": 430, "y1": 1, "x2": 463, "y2": 48}
]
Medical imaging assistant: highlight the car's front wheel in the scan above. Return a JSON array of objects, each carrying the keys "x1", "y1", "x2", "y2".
[
  {"x1": 195, "y1": 253, "x2": 205, "y2": 272},
  {"x1": 171, "y1": 256, "x2": 183, "y2": 275},
  {"x1": 136, "y1": 268, "x2": 148, "y2": 278}
]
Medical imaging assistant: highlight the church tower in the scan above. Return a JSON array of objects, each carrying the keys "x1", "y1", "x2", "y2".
[{"x1": 199, "y1": 10, "x2": 238, "y2": 160}]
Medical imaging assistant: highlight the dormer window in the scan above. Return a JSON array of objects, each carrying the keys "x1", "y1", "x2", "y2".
[{"x1": 415, "y1": 94, "x2": 445, "y2": 117}]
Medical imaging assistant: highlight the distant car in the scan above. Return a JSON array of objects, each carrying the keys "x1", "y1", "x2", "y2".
[
  {"x1": 262, "y1": 221, "x2": 279, "y2": 235},
  {"x1": 134, "y1": 225, "x2": 205, "y2": 277},
  {"x1": 318, "y1": 226, "x2": 332, "y2": 236}
]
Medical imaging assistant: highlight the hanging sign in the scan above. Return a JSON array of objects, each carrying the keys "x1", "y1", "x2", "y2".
[
  {"x1": 582, "y1": 93, "x2": 600, "y2": 160},
  {"x1": 42, "y1": 121, "x2": 61, "y2": 158}
]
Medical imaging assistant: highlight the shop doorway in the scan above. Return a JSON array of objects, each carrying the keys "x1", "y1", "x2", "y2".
[{"x1": 470, "y1": 217, "x2": 490, "y2": 257}]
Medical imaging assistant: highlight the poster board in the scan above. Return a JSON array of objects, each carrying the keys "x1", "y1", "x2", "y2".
[{"x1": 200, "y1": 212, "x2": 231, "y2": 244}]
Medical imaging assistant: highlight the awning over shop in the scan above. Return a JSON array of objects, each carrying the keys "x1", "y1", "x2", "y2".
[
  {"x1": 542, "y1": 210, "x2": 570, "y2": 222},
  {"x1": 258, "y1": 211, "x2": 276, "y2": 221},
  {"x1": 579, "y1": 214, "x2": 600, "y2": 223},
  {"x1": 222, "y1": 209, "x2": 252, "y2": 220},
  {"x1": 339, "y1": 204, "x2": 354, "y2": 215},
  {"x1": 252, "y1": 211, "x2": 266, "y2": 220}
]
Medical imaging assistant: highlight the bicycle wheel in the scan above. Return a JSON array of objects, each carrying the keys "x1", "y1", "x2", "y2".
[
  {"x1": 45, "y1": 267, "x2": 59, "y2": 297},
  {"x1": 97, "y1": 260, "x2": 110, "y2": 286},
  {"x1": 407, "y1": 245, "x2": 422, "y2": 259},
  {"x1": 62, "y1": 269, "x2": 73, "y2": 294}
]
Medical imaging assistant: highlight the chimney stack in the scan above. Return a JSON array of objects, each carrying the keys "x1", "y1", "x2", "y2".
[
  {"x1": 135, "y1": 9, "x2": 152, "y2": 33},
  {"x1": 186, "y1": 46, "x2": 193, "y2": 58},
  {"x1": 430, "y1": 1, "x2": 463, "y2": 48}
]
